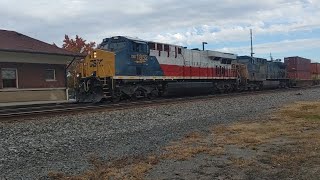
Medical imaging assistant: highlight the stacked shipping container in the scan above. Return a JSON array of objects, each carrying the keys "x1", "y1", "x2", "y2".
[
  {"x1": 284, "y1": 56, "x2": 311, "y2": 80},
  {"x1": 311, "y1": 63, "x2": 320, "y2": 80}
]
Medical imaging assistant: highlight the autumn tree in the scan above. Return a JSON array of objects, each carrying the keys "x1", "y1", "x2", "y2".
[
  {"x1": 61, "y1": 35, "x2": 96, "y2": 91},
  {"x1": 62, "y1": 35, "x2": 96, "y2": 55}
]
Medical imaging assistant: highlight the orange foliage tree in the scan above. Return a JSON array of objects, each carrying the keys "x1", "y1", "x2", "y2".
[
  {"x1": 61, "y1": 35, "x2": 96, "y2": 90},
  {"x1": 62, "y1": 35, "x2": 96, "y2": 55}
]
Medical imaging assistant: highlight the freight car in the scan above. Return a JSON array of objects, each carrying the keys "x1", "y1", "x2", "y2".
[
  {"x1": 311, "y1": 63, "x2": 320, "y2": 85},
  {"x1": 284, "y1": 56, "x2": 316, "y2": 86},
  {"x1": 76, "y1": 36, "x2": 240, "y2": 102}
]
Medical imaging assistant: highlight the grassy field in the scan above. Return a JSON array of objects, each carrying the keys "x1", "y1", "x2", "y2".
[{"x1": 49, "y1": 101, "x2": 320, "y2": 179}]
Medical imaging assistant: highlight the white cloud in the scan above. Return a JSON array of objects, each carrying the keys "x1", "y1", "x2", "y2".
[
  {"x1": 0, "y1": 0, "x2": 319, "y2": 59},
  {"x1": 149, "y1": 0, "x2": 320, "y2": 45},
  {"x1": 217, "y1": 38, "x2": 320, "y2": 60}
]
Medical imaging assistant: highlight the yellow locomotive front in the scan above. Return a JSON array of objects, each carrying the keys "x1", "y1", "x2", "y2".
[
  {"x1": 75, "y1": 49, "x2": 115, "y2": 102},
  {"x1": 77, "y1": 49, "x2": 115, "y2": 78}
]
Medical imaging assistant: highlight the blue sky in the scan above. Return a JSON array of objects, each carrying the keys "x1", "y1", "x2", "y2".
[{"x1": 0, "y1": 0, "x2": 319, "y2": 62}]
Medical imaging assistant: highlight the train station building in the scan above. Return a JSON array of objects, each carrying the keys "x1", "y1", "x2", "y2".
[{"x1": 0, "y1": 29, "x2": 84, "y2": 104}]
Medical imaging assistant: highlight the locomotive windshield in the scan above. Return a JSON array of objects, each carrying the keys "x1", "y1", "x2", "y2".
[
  {"x1": 108, "y1": 39, "x2": 127, "y2": 52},
  {"x1": 132, "y1": 41, "x2": 148, "y2": 53},
  {"x1": 99, "y1": 37, "x2": 149, "y2": 54}
]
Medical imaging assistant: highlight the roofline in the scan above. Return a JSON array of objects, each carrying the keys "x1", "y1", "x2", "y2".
[{"x1": 0, "y1": 49, "x2": 86, "y2": 58}]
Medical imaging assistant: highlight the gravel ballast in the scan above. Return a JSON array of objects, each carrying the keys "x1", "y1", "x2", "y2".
[{"x1": 1, "y1": 88, "x2": 320, "y2": 179}]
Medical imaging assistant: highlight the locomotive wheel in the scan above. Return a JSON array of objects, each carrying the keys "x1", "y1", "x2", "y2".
[
  {"x1": 112, "y1": 97, "x2": 120, "y2": 103},
  {"x1": 131, "y1": 90, "x2": 141, "y2": 100},
  {"x1": 132, "y1": 89, "x2": 147, "y2": 100},
  {"x1": 111, "y1": 90, "x2": 121, "y2": 103},
  {"x1": 148, "y1": 89, "x2": 159, "y2": 99},
  {"x1": 218, "y1": 88, "x2": 225, "y2": 94},
  {"x1": 111, "y1": 95, "x2": 121, "y2": 103}
]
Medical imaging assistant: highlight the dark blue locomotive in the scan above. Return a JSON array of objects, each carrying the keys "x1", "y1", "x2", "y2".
[{"x1": 235, "y1": 56, "x2": 288, "y2": 90}]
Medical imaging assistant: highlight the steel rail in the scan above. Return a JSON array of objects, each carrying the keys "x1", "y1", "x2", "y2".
[{"x1": 0, "y1": 86, "x2": 318, "y2": 120}]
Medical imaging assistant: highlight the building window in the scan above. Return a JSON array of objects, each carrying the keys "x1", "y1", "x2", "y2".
[
  {"x1": 1, "y1": 68, "x2": 17, "y2": 88},
  {"x1": 45, "y1": 69, "x2": 56, "y2": 81}
]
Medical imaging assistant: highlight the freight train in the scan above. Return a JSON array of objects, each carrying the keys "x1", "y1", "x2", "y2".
[{"x1": 75, "y1": 36, "x2": 320, "y2": 103}]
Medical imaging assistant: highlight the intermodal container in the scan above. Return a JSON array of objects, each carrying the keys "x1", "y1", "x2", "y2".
[
  {"x1": 311, "y1": 63, "x2": 320, "y2": 74},
  {"x1": 287, "y1": 71, "x2": 311, "y2": 80},
  {"x1": 284, "y1": 56, "x2": 311, "y2": 72}
]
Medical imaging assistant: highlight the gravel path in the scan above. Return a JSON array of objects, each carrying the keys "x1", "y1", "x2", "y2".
[{"x1": 1, "y1": 88, "x2": 320, "y2": 179}]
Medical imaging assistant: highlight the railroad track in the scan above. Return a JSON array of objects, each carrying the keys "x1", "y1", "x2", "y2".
[{"x1": 0, "y1": 86, "x2": 319, "y2": 120}]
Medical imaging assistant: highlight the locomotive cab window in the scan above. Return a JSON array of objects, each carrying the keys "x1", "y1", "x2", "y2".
[
  {"x1": 132, "y1": 42, "x2": 148, "y2": 53},
  {"x1": 1, "y1": 68, "x2": 17, "y2": 88},
  {"x1": 109, "y1": 40, "x2": 126, "y2": 52},
  {"x1": 45, "y1": 69, "x2": 56, "y2": 81}
]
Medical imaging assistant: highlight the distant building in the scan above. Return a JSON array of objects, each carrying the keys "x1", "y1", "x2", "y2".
[{"x1": 0, "y1": 29, "x2": 84, "y2": 103}]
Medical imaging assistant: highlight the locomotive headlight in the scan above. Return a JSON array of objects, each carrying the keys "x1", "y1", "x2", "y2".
[
  {"x1": 76, "y1": 73, "x2": 80, "y2": 78},
  {"x1": 93, "y1": 51, "x2": 97, "y2": 58}
]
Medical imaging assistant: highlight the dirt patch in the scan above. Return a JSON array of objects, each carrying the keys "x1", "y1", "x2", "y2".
[{"x1": 49, "y1": 101, "x2": 320, "y2": 180}]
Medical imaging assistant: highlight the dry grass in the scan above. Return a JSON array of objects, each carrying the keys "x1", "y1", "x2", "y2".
[
  {"x1": 49, "y1": 101, "x2": 320, "y2": 179},
  {"x1": 228, "y1": 157, "x2": 255, "y2": 168},
  {"x1": 129, "y1": 162, "x2": 153, "y2": 179},
  {"x1": 215, "y1": 101, "x2": 320, "y2": 170},
  {"x1": 208, "y1": 101, "x2": 320, "y2": 171},
  {"x1": 162, "y1": 145, "x2": 210, "y2": 160},
  {"x1": 161, "y1": 131, "x2": 228, "y2": 160}
]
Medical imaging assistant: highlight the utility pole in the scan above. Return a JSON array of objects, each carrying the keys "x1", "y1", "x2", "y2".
[
  {"x1": 270, "y1": 53, "x2": 274, "y2": 61},
  {"x1": 250, "y1": 29, "x2": 254, "y2": 57}
]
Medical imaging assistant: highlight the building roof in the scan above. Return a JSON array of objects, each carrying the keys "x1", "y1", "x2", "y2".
[{"x1": 0, "y1": 29, "x2": 85, "y2": 57}]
